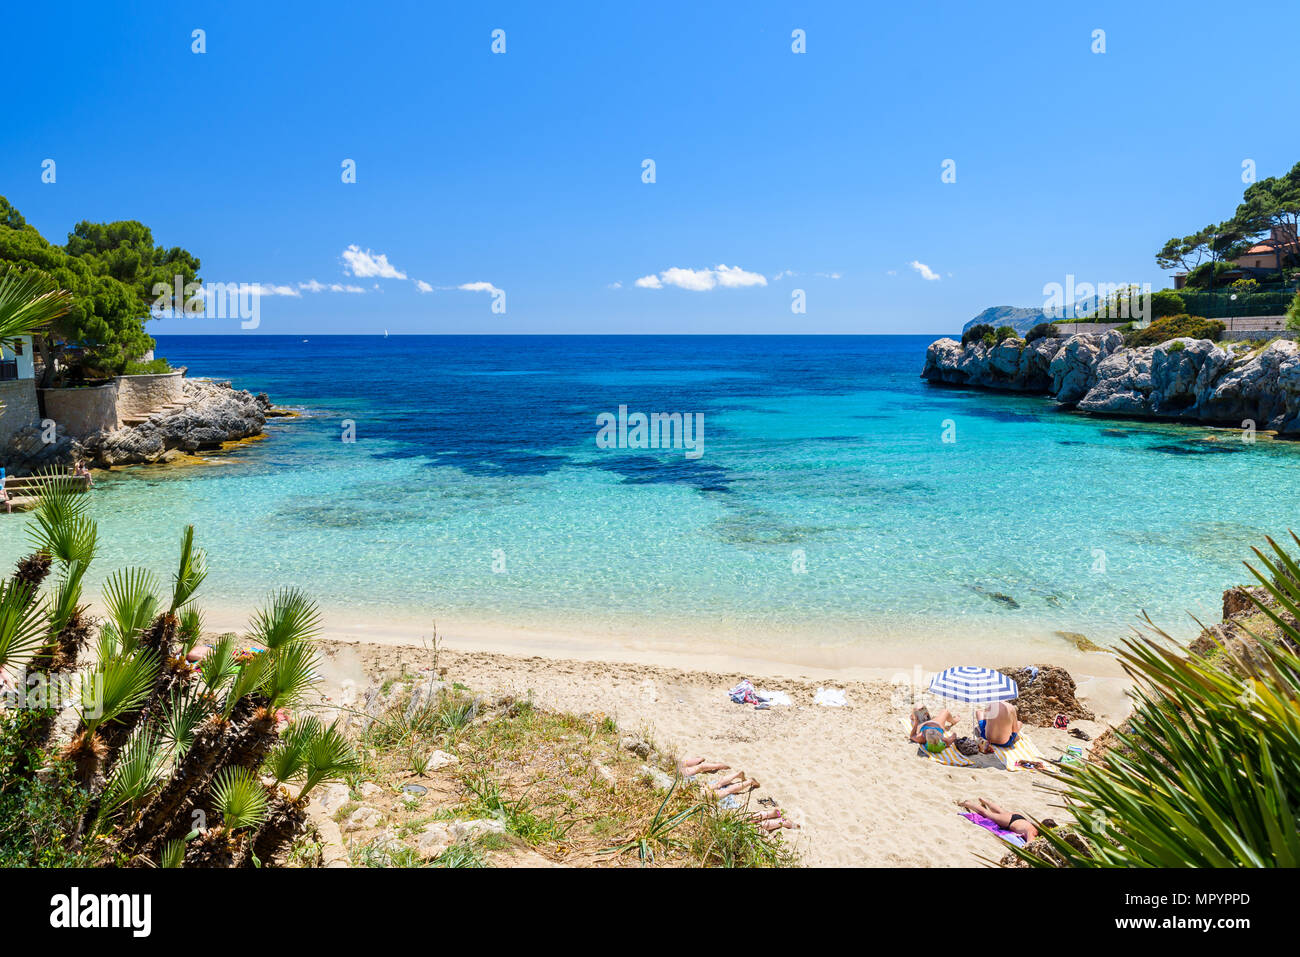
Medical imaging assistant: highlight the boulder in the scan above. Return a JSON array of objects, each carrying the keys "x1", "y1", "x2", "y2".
[{"x1": 998, "y1": 665, "x2": 1095, "y2": 726}]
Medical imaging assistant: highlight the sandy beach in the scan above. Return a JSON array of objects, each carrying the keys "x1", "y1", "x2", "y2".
[{"x1": 309, "y1": 629, "x2": 1133, "y2": 868}]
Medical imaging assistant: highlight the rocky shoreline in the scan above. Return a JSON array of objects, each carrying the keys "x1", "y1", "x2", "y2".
[
  {"x1": 3, "y1": 379, "x2": 283, "y2": 474},
  {"x1": 922, "y1": 331, "x2": 1300, "y2": 434}
]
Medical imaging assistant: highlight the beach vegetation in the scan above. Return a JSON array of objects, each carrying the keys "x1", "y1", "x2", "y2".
[
  {"x1": 962, "y1": 323, "x2": 995, "y2": 346},
  {"x1": 0, "y1": 485, "x2": 359, "y2": 868},
  {"x1": 1286, "y1": 289, "x2": 1300, "y2": 331},
  {"x1": 1124, "y1": 314, "x2": 1225, "y2": 347},
  {"x1": 1012, "y1": 533, "x2": 1300, "y2": 867},
  {"x1": 1024, "y1": 322, "x2": 1058, "y2": 343},
  {"x1": 994, "y1": 325, "x2": 1016, "y2": 343}
]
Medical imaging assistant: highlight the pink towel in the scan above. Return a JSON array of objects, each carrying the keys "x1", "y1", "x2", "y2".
[{"x1": 959, "y1": 811, "x2": 1025, "y2": 846}]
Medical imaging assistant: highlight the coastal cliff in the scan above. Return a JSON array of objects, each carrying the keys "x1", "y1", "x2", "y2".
[
  {"x1": 922, "y1": 331, "x2": 1300, "y2": 433},
  {"x1": 2, "y1": 379, "x2": 274, "y2": 473}
]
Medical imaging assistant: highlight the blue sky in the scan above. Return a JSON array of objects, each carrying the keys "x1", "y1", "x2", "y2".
[{"x1": 4, "y1": 0, "x2": 1297, "y2": 335}]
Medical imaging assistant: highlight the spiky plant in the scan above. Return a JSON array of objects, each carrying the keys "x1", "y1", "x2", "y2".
[
  {"x1": 11, "y1": 553, "x2": 52, "y2": 594},
  {"x1": 63, "y1": 650, "x2": 159, "y2": 785},
  {"x1": 1012, "y1": 534, "x2": 1300, "y2": 868},
  {"x1": 0, "y1": 265, "x2": 70, "y2": 347},
  {"x1": 186, "y1": 767, "x2": 268, "y2": 867}
]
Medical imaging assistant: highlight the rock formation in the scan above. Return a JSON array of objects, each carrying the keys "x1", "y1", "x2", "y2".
[{"x1": 923, "y1": 331, "x2": 1300, "y2": 434}]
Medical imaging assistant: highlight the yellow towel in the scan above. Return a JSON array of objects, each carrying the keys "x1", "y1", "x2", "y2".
[
  {"x1": 900, "y1": 715, "x2": 973, "y2": 767},
  {"x1": 919, "y1": 743, "x2": 973, "y2": 767},
  {"x1": 988, "y1": 735, "x2": 1048, "y2": 772}
]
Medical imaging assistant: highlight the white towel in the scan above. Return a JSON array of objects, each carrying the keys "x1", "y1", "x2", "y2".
[{"x1": 813, "y1": 687, "x2": 848, "y2": 707}]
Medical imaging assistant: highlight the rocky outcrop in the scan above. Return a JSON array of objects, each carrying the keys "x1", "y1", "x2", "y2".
[
  {"x1": 83, "y1": 379, "x2": 269, "y2": 467},
  {"x1": 923, "y1": 332, "x2": 1300, "y2": 434},
  {"x1": 1, "y1": 423, "x2": 85, "y2": 476}
]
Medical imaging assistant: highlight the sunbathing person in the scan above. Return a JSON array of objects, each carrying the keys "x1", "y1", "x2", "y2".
[
  {"x1": 976, "y1": 700, "x2": 1022, "y2": 751},
  {"x1": 960, "y1": 797, "x2": 1056, "y2": 842},
  {"x1": 679, "y1": 756, "x2": 730, "y2": 777},
  {"x1": 709, "y1": 769, "x2": 759, "y2": 798},
  {"x1": 751, "y1": 807, "x2": 798, "y2": 831},
  {"x1": 910, "y1": 706, "x2": 959, "y2": 752}
]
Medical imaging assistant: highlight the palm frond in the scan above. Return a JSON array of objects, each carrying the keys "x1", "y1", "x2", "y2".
[
  {"x1": 261, "y1": 640, "x2": 319, "y2": 711},
  {"x1": 211, "y1": 767, "x2": 268, "y2": 832},
  {"x1": 97, "y1": 726, "x2": 166, "y2": 828},
  {"x1": 221, "y1": 651, "x2": 273, "y2": 720},
  {"x1": 24, "y1": 475, "x2": 96, "y2": 566},
  {"x1": 177, "y1": 604, "x2": 205, "y2": 655},
  {"x1": 81, "y1": 650, "x2": 160, "y2": 736},
  {"x1": 0, "y1": 579, "x2": 48, "y2": 673},
  {"x1": 198, "y1": 634, "x2": 239, "y2": 695},
  {"x1": 265, "y1": 714, "x2": 322, "y2": 785},
  {"x1": 48, "y1": 559, "x2": 88, "y2": 635},
  {"x1": 169, "y1": 526, "x2": 207, "y2": 614},
  {"x1": 298, "y1": 719, "x2": 361, "y2": 801},
  {"x1": 247, "y1": 588, "x2": 321, "y2": 651},
  {"x1": 160, "y1": 839, "x2": 186, "y2": 869},
  {"x1": 158, "y1": 687, "x2": 212, "y2": 765},
  {"x1": 101, "y1": 567, "x2": 160, "y2": 653},
  {"x1": 0, "y1": 266, "x2": 70, "y2": 346}
]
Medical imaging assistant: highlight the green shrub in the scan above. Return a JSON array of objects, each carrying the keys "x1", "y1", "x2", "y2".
[
  {"x1": 961, "y1": 323, "x2": 994, "y2": 347},
  {"x1": 981, "y1": 332, "x2": 996, "y2": 347},
  {"x1": 1124, "y1": 314, "x2": 1225, "y2": 347},
  {"x1": 994, "y1": 325, "x2": 1016, "y2": 343},
  {"x1": 121, "y1": 358, "x2": 172, "y2": 376},
  {"x1": 1024, "y1": 322, "x2": 1059, "y2": 343},
  {"x1": 1286, "y1": 290, "x2": 1300, "y2": 332},
  {"x1": 1166, "y1": 340, "x2": 1186, "y2": 352},
  {"x1": 1150, "y1": 289, "x2": 1185, "y2": 319}
]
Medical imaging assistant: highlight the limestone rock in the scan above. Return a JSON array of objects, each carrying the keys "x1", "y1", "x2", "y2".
[
  {"x1": 344, "y1": 806, "x2": 384, "y2": 832},
  {"x1": 313, "y1": 782, "x2": 351, "y2": 816},
  {"x1": 425, "y1": 749, "x2": 459, "y2": 771}
]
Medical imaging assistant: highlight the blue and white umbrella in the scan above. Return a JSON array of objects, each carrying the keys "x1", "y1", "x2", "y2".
[{"x1": 928, "y1": 666, "x2": 1018, "y2": 704}]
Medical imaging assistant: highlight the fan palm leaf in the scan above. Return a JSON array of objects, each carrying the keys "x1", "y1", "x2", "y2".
[
  {"x1": 101, "y1": 567, "x2": 160, "y2": 653},
  {"x1": 211, "y1": 767, "x2": 268, "y2": 832},
  {"x1": 298, "y1": 719, "x2": 361, "y2": 801},
  {"x1": 24, "y1": 475, "x2": 96, "y2": 567},
  {"x1": 48, "y1": 559, "x2": 88, "y2": 636},
  {"x1": 81, "y1": 650, "x2": 160, "y2": 737},
  {"x1": 169, "y1": 526, "x2": 207, "y2": 614},
  {"x1": 247, "y1": 588, "x2": 321, "y2": 650},
  {"x1": 0, "y1": 579, "x2": 48, "y2": 674},
  {"x1": 0, "y1": 266, "x2": 71, "y2": 347},
  {"x1": 261, "y1": 639, "x2": 319, "y2": 711},
  {"x1": 198, "y1": 634, "x2": 238, "y2": 695},
  {"x1": 265, "y1": 714, "x2": 321, "y2": 785},
  {"x1": 97, "y1": 726, "x2": 166, "y2": 828}
]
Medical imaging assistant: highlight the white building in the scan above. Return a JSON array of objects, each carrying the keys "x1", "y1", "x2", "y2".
[{"x1": 0, "y1": 335, "x2": 35, "y2": 381}]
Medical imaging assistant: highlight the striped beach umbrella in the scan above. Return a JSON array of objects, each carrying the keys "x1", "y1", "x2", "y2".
[{"x1": 928, "y1": 666, "x2": 1018, "y2": 704}]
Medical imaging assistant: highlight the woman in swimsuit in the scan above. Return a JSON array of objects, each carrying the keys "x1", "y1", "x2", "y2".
[
  {"x1": 960, "y1": 797, "x2": 1056, "y2": 841},
  {"x1": 910, "y1": 706, "x2": 959, "y2": 752}
]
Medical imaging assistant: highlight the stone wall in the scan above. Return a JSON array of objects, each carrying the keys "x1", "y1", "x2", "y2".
[
  {"x1": 40, "y1": 382, "x2": 120, "y2": 438},
  {"x1": 115, "y1": 371, "x2": 184, "y2": 420},
  {"x1": 0, "y1": 378, "x2": 40, "y2": 445}
]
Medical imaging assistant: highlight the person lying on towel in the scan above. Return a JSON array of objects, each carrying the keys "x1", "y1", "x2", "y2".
[{"x1": 910, "y1": 706, "x2": 959, "y2": 754}]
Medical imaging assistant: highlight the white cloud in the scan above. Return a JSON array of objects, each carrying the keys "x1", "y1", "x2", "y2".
[
  {"x1": 909, "y1": 260, "x2": 941, "y2": 281},
  {"x1": 607, "y1": 281, "x2": 622, "y2": 289},
  {"x1": 248, "y1": 283, "x2": 300, "y2": 297},
  {"x1": 635, "y1": 264, "x2": 767, "y2": 292},
  {"x1": 815, "y1": 271, "x2": 842, "y2": 280},
  {"x1": 459, "y1": 281, "x2": 502, "y2": 295},
  {"x1": 770, "y1": 269, "x2": 795, "y2": 280},
  {"x1": 415, "y1": 279, "x2": 433, "y2": 293},
  {"x1": 298, "y1": 279, "x2": 366, "y2": 294},
  {"x1": 342, "y1": 245, "x2": 407, "y2": 279},
  {"x1": 713, "y1": 264, "x2": 767, "y2": 288}
]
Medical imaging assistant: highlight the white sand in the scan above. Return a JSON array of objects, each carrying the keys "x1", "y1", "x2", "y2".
[{"x1": 310, "y1": 627, "x2": 1133, "y2": 868}]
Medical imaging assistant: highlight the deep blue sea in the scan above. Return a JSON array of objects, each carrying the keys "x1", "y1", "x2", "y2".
[{"x1": 4, "y1": 335, "x2": 1296, "y2": 662}]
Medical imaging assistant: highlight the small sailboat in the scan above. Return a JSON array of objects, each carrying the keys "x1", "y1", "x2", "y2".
[{"x1": 384, "y1": 329, "x2": 389, "y2": 338}]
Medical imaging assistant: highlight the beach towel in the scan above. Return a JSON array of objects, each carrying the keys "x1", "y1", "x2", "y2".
[
  {"x1": 813, "y1": 687, "x2": 848, "y2": 707},
  {"x1": 727, "y1": 679, "x2": 760, "y2": 705},
  {"x1": 959, "y1": 811, "x2": 1026, "y2": 847},
  {"x1": 987, "y1": 734, "x2": 1048, "y2": 772},
  {"x1": 897, "y1": 715, "x2": 973, "y2": 766},
  {"x1": 756, "y1": 689, "x2": 792, "y2": 706}
]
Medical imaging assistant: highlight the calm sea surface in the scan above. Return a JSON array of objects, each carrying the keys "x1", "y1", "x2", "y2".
[{"x1": 3, "y1": 335, "x2": 1296, "y2": 658}]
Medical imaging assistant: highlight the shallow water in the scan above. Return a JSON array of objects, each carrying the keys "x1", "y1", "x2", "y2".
[{"x1": 3, "y1": 334, "x2": 1295, "y2": 656}]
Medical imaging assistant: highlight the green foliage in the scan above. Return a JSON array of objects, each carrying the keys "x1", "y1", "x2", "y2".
[
  {"x1": 1286, "y1": 290, "x2": 1300, "y2": 332},
  {"x1": 0, "y1": 265, "x2": 71, "y2": 348},
  {"x1": 961, "y1": 323, "x2": 994, "y2": 346},
  {"x1": 1150, "y1": 289, "x2": 1185, "y2": 319},
  {"x1": 1166, "y1": 340, "x2": 1186, "y2": 353},
  {"x1": 0, "y1": 195, "x2": 199, "y2": 380},
  {"x1": 122, "y1": 358, "x2": 172, "y2": 375},
  {"x1": 994, "y1": 325, "x2": 1016, "y2": 343},
  {"x1": 1013, "y1": 533, "x2": 1300, "y2": 868},
  {"x1": 0, "y1": 715, "x2": 97, "y2": 867},
  {"x1": 1124, "y1": 314, "x2": 1225, "y2": 347},
  {"x1": 1024, "y1": 322, "x2": 1059, "y2": 343}
]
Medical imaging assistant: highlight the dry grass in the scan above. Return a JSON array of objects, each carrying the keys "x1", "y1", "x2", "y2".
[{"x1": 330, "y1": 675, "x2": 799, "y2": 869}]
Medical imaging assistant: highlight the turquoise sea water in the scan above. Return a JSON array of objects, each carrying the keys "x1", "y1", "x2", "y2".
[{"x1": 2, "y1": 335, "x2": 1295, "y2": 659}]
